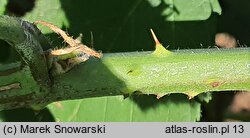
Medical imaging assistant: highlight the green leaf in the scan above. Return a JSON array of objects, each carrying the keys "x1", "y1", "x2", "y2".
[
  {"x1": 197, "y1": 92, "x2": 212, "y2": 103},
  {"x1": 24, "y1": 0, "x2": 69, "y2": 34},
  {"x1": 161, "y1": 0, "x2": 221, "y2": 21},
  {"x1": 147, "y1": 0, "x2": 162, "y2": 7},
  {"x1": 48, "y1": 94, "x2": 201, "y2": 122},
  {"x1": 209, "y1": 0, "x2": 222, "y2": 15},
  {"x1": 0, "y1": 0, "x2": 7, "y2": 15}
]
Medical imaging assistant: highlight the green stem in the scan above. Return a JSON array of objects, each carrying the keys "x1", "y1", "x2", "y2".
[
  {"x1": 0, "y1": 16, "x2": 51, "y2": 94},
  {"x1": 52, "y1": 48, "x2": 250, "y2": 100}
]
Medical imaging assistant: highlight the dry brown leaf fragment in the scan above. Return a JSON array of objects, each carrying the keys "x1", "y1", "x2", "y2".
[
  {"x1": 34, "y1": 20, "x2": 102, "y2": 75},
  {"x1": 34, "y1": 20, "x2": 102, "y2": 58}
]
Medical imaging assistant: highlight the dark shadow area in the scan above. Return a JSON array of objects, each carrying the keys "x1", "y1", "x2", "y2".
[
  {"x1": 59, "y1": 0, "x2": 219, "y2": 52},
  {"x1": 217, "y1": 0, "x2": 250, "y2": 46},
  {"x1": 6, "y1": 0, "x2": 35, "y2": 16},
  {"x1": 0, "y1": 40, "x2": 10, "y2": 62},
  {"x1": 0, "y1": 40, "x2": 20, "y2": 63},
  {"x1": 0, "y1": 107, "x2": 54, "y2": 122},
  {"x1": 201, "y1": 91, "x2": 250, "y2": 122},
  {"x1": 200, "y1": 91, "x2": 235, "y2": 121}
]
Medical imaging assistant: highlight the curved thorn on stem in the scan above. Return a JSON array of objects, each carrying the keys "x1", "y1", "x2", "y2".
[{"x1": 150, "y1": 29, "x2": 160, "y2": 45}]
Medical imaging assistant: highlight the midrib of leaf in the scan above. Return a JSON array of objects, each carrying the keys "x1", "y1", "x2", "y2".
[
  {"x1": 68, "y1": 100, "x2": 82, "y2": 121},
  {"x1": 103, "y1": 97, "x2": 108, "y2": 122}
]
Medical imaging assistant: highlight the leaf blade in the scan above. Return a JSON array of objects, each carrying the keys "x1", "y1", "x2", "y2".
[
  {"x1": 24, "y1": 0, "x2": 69, "y2": 34},
  {"x1": 48, "y1": 94, "x2": 201, "y2": 122}
]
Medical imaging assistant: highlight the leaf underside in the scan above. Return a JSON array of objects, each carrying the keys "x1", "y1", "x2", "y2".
[{"x1": 48, "y1": 94, "x2": 201, "y2": 122}]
